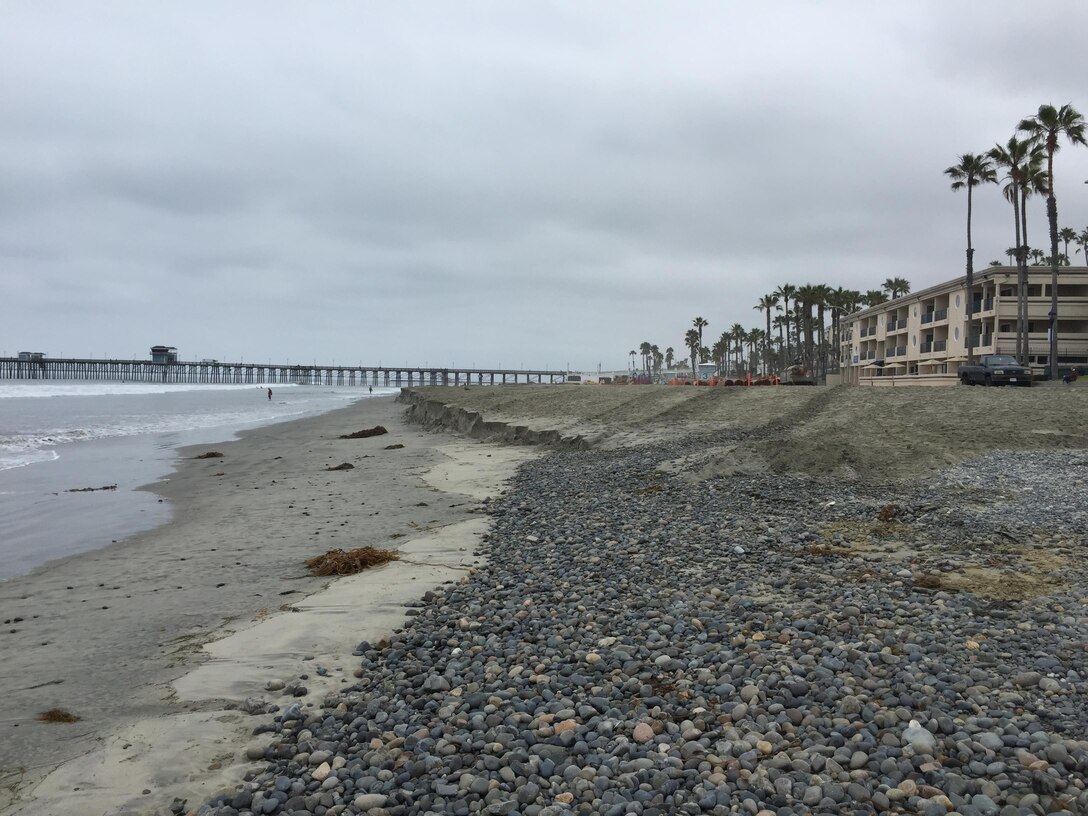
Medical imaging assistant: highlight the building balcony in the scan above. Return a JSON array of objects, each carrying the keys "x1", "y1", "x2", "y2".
[
  {"x1": 969, "y1": 333, "x2": 994, "y2": 348},
  {"x1": 970, "y1": 298, "x2": 995, "y2": 315}
]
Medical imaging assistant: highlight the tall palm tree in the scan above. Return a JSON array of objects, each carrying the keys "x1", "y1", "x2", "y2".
[
  {"x1": 945, "y1": 152, "x2": 997, "y2": 363},
  {"x1": 692, "y1": 317, "x2": 709, "y2": 352},
  {"x1": 795, "y1": 284, "x2": 822, "y2": 369},
  {"x1": 865, "y1": 290, "x2": 889, "y2": 306},
  {"x1": 628, "y1": 350, "x2": 636, "y2": 372},
  {"x1": 729, "y1": 323, "x2": 746, "y2": 374},
  {"x1": 1018, "y1": 103, "x2": 1087, "y2": 379},
  {"x1": 990, "y1": 136, "x2": 1045, "y2": 363},
  {"x1": 639, "y1": 341, "x2": 652, "y2": 374},
  {"x1": 809, "y1": 284, "x2": 833, "y2": 380},
  {"x1": 710, "y1": 337, "x2": 726, "y2": 375},
  {"x1": 748, "y1": 328, "x2": 765, "y2": 375},
  {"x1": 774, "y1": 284, "x2": 797, "y2": 365},
  {"x1": 1059, "y1": 227, "x2": 1077, "y2": 265},
  {"x1": 771, "y1": 314, "x2": 788, "y2": 369},
  {"x1": 1076, "y1": 229, "x2": 1088, "y2": 267},
  {"x1": 664, "y1": 347, "x2": 674, "y2": 370},
  {"x1": 754, "y1": 293, "x2": 780, "y2": 374},
  {"x1": 826, "y1": 287, "x2": 853, "y2": 373},
  {"x1": 881, "y1": 276, "x2": 912, "y2": 299},
  {"x1": 650, "y1": 344, "x2": 662, "y2": 378},
  {"x1": 990, "y1": 137, "x2": 1029, "y2": 362},
  {"x1": 683, "y1": 329, "x2": 700, "y2": 377},
  {"x1": 710, "y1": 332, "x2": 729, "y2": 375}
]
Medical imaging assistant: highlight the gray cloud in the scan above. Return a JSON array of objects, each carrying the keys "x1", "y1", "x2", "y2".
[{"x1": 2, "y1": 1, "x2": 1087, "y2": 368}]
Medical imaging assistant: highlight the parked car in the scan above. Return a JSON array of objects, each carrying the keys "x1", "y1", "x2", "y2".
[{"x1": 958, "y1": 354, "x2": 1032, "y2": 387}]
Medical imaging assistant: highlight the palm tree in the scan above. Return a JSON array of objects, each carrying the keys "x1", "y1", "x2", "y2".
[
  {"x1": 692, "y1": 317, "x2": 708, "y2": 353},
  {"x1": 716, "y1": 331, "x2": 732, "y2": 375},
  {"x1": 710, "y1": 337, "x2": 727, "y2": 375},
  {"x1": 795, "y1": 284, "x2": 822, "y2": 369},
  {"x1": 831, "y1": 287, "x2": 857, "y2": 374},
  {"x1": 729, "y1": 323, "x2": 746, "y2": 374},
  {"x1": 650, "y1": 344, "x2": 662, "y2": 378},
  {"x1": 771, "y1": 314, "x2": 788, "y2": 370},
  {"x1": 1076, "y1": 229, "x2": 1088, "y2": 267},
  {"x1": 1018, "y1": 103, "x2": 1087, "y2": 379},
  {"x1": 1059, "y1": 227, "x2": 1077, "y2": 265},
  {"x1": 774, "y1": 284, "x2": 797, "y2": 365},
  {"x1": 881, "y1": 276, "x2": 912, "y2": 299},
  {"x1": 990, "y1": 135, "x2": 1038, "y2": 363},
  {"x1": 639, "y1": 341, "x2": 652, "y2": 374},
  {"x1": 628, "y1": 350, "x2": 636, "y2": 372},
  {"x1": 754, "y1": 293, "x2": 780, "y2": 374},
  {"x1": 683, "y1": 329, "x2": 699, "y2": 377},
  {"x1": 946, "y1": 158, "x2": 1000, "y2": 363},
  {"x1": 865, "y1": 289, "x2": 889, "y2": 306},
  {"x1": 810, "y1": 284, "x2": 834, "y2": 380},
  {"x1": 748, "y1": 328, "x2": 765, "y2": 375},
  {"x1": 1031, "y1": 248, "x2": 1046, "y2": 265},
  {"x1": 664, "y1": 347, "x2": 674, "y2": 370}
]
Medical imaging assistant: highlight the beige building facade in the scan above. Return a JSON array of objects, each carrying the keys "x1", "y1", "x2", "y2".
[{"x1": 841, "y1": 266, "x2": 1088, "y2": 385}]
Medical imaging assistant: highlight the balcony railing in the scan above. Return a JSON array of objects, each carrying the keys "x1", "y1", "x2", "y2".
[
  {"x1": 970, "y1": 333, "x2": 994, "y2": 347},
  {"x1": 934, "y1": 308, "x2": 947, "y2": 321},
  {"x1": 971, "y1": 298, "x2": 994, "y2": 314},
  {"x1": 920, "y1": 342, "x2": 932, "y2": 353},
  {"x1": 921, "y1": 313, "x2": 933, "y2": 325},
  {"x1": 935, "y1": 339, "x2": 947, "y2": 352}
]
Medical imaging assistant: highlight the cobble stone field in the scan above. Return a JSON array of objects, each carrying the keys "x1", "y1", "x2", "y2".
[{"x1": 198, "y1": 429, "x2": 1088, "y2": 816}]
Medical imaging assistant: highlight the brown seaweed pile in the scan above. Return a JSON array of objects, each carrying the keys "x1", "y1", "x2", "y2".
[
  {"x1": 37, "y1": 708, "x2": 80, "y2": 724},
  {"x1": 306, "y1": 546, "x2": 400, "y2": 576},
  {"x1": 339, "y1": 426, "x2": 388, "y2": 439}
]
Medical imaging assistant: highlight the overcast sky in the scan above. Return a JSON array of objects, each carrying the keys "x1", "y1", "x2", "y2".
[{"x1": 3, "y1": 2, "x2": 1088, "y2": 371}]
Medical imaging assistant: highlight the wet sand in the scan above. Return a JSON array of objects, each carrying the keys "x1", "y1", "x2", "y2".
[{"x1": 0, "y1": 396, "x2": 535, "y2": 816}]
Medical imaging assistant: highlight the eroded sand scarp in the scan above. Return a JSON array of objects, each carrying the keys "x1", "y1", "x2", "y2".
[{"x1": 404, "y1": 384, "x2": 1088, "y2": 481}]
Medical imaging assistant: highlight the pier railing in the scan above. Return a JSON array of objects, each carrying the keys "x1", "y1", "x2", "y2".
[{"x1": 0, "y1": 357, "x2": 566, "y2": 386}]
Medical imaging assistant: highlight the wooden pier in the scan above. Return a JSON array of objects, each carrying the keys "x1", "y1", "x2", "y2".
[{"x1": 0, "y1": 357, "x2": 566, "y2": 386}]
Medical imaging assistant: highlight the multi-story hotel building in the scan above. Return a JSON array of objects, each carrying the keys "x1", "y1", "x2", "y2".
[{"x1": 841, "y1": 265, "x2": 1088, "y2": 385}]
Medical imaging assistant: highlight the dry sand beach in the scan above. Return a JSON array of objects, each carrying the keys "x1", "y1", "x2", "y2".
[{"x1": 4, "y1": 384, "x2": 1088, "y2": 816}]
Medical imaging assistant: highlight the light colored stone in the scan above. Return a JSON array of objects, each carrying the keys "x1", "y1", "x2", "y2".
[
  {"x1": 633, "y1": 723, "x2": 655, "y2": 743},
  {"x1": 555, "y1": 718, "x2": 578, "y2": 735}
]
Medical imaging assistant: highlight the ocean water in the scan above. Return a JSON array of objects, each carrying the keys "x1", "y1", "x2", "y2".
[{"x1": 0, "y1": 382, "x2": 396, "y2": 580}]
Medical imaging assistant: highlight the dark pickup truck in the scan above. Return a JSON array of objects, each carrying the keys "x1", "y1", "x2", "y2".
[{"x1": 959, "y1": 354, "x2": 1033, "y2": 387}]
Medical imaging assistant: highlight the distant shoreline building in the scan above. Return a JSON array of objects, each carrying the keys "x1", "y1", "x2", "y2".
[
  {"x1": 841, "y1": 266, "x2": 1088, "y2": 385},
  {"x1": 150, "y1": 345, "x2": 178, "y2": 364}
]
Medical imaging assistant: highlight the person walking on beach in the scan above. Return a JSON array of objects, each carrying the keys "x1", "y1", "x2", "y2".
[
  {"x1": 267, "y1": 387, "x2": 272, "y2": 400},
  {"x1": 369, "y1": 386, "x2": 373, "y2": 394}
]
